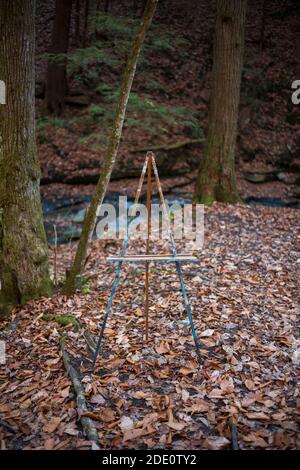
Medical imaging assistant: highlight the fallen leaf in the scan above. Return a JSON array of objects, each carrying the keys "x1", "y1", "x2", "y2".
[
  {"x1": 119, "y1": 416, "x2": 134, "y2": 432},
  {"x1": 200, "y1": 329, "x2": 214, "y2": 338},
  {"x1": 43, "y1": 417, "x2": 61, "y2": 433},
  {"x1": 204, "y1": 436, "x2": 230, "y2": 450}
]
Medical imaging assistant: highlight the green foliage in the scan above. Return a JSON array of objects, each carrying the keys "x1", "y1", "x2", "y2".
[
  {"x1": 42, "y1": 12, "x2": 197, "y2": 142},
  {"x1": 79, "y1": 275, "x2": 92, "y2": 295},
  {"x1": 37, "y1": 116, "x2": 49, "y2": 130},
  {"x1": 95, "y1": 12, "x2": 189, "y2": 54},
  {"x1": 37, "y1": 116, "x2": 67, "y2": 129},
  {"x1": 95, "y1": 12, "x2": 139, "y2": 37},
  {"x1": 88, "y1": 104, "x2": 107, "y2": 118},
  {"x1": 86, "y1": 87, "x2": 201, "y2": 138},
  {"x1": 95, "y1": 83, "x2": 113, "y2": 96},
  {"x1": 60, "y1": 12, "x2": 190, "y2": 87},
  {"x1": 68, "y1": 45, "x2": 119, "y2": 70},
  {"x1": 143, "y1": 79, "x2": 166, "y2": 94}
]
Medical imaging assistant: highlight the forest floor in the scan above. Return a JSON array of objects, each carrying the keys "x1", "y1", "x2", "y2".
[{"x1": 0, "y1": 204, "x2": 299, "y2": 450}]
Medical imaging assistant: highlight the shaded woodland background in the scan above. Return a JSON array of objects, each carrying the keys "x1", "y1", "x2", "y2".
[{"x1": 36, "y1": 0, "x2": 300, "y2": 207}]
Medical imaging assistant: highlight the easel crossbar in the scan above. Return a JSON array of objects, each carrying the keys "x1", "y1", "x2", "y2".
[{"x1": 107, "y1": 255, "x2": 198, "y2": 263}]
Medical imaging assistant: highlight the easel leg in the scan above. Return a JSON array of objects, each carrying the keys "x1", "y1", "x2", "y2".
[
  {"x1": 175, "y1": 261, "x2": 201, "y2": 359},
  {"x1": 92, "y1": 240, "x2": 128, "y2": 372},
  {"x1": 145, "y1": 262, "x2": 149, "y2": 341},
  {"x1": 145, "y1": 156, "x2": 152, "y2": 342}
]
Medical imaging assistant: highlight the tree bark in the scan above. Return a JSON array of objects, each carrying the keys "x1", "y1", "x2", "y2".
[
  {"x1": 259, "y1": 0, "x2": 267, "y2": 52},
  {"x1": 63, "y1": 0, "x2": 158, "y2": 295},
  {"x1": 75, "y1": 0, "x2": 82, "y2": 46},
  {"x1": 82, "y1": 0, "x2": 89, "y2": 47},
  {"x1": 88, "y1": 0, "x2": 98, "y2": 41},
  {"x1": 194, "y1": 0, "x2": 247, "y2": 204},
  {"x1": 0, "y1": 0, "x2": 51, "y2": 315},
  {"x1": 104, "y1": 0, "x2": 109, "y2": 13},
  {"x1": 46, "y1": 0, "x2": 73, "y2": 115}
]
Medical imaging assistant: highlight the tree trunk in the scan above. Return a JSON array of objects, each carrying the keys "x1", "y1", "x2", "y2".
[
  {"x1": 63, "y1": 0, "x2": 158, "y2": 295},
  {"x1": 194, "y1": 0, "x2": 247, "y2": 204},
  {"x1": 139, "y1": 0, "x2": 147, "y2": 17},
  {"x1": 82, "y1": 0, "x2": 97, "y2": 46},
  {"x1": 259, "y1": 0, "x2": 267, "y2": 52},
  {"x1": 104, "y1": 0, "x2": 109, "y2": 13},
  {"x1": 82, "y1": 0, "x2": 89, "y2": 47},
  {"x1": 88, "y1": 0, "x2": 98, "y2": 42},
  {"x1": 75, "y1": 0, "x2": 82, "y2": 46},
  {"x1": 0, "y1": 0, "x2": 51, "y2": 315},
  {"x1": 46, "y1": 0, "x2": 73, "y2": 115}
]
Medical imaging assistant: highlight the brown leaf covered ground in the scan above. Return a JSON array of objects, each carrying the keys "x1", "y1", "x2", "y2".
[{"x1": 0, "y1": 203, "x2": 299, "y2": 450}]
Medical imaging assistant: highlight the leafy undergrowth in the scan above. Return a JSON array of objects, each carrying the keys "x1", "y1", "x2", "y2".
[{"x1": 0, "y1": 204, "x2": 299, "y2": 450}]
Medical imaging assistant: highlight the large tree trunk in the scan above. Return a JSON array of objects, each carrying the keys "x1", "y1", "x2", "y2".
[
  {"x1": 63, "y1": 0, "x2": 158, "y2": 295},
  {"x1": 46, "y1": 0, "x2": 73, "y2": 115},
  {"x1": 194, "y1": 0, "x2": 247, "y2": 204},
  {"x1": 0, "y1": 0, "x2": 51, "y2": 315}
]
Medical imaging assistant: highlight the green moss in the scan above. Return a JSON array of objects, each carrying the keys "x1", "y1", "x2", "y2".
[
  {"x1": 42, "y1": 313, "x2": 81, "y2": 329},
  {"x1": 0, "y1": 298, "x2": 14, "y2": 317},
  {"x1": 193, "y1": 193, "x2": 216, "y2": 205},
  {"x1": 215, "y1": 185, "x2": 242, "y2": 204}
]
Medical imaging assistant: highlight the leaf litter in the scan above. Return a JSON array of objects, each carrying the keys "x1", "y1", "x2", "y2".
[{"x1": 0, "y1": 203, "x2": 299, "y2": 450}]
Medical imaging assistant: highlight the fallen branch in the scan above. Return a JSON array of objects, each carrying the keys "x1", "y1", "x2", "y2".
[
  {"x1": 60, "y1": 336, "x2": 99, "y2": 448},
  {"x1": 132, "y1": 138, "x2": 205, "y2": 153}
]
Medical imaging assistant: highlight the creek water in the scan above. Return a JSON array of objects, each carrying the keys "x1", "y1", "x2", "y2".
[{"x1": 42, "y1": 192, "x2": 299, "y2": 245}]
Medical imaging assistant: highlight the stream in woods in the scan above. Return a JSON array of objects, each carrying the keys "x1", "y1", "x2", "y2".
[{"x1": 42, "y1": 192, "x2": 300, "y2": 245}]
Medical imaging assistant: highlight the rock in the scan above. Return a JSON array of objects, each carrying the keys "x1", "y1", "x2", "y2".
[
  {"x1": 61, "y1": 226, "x2": 82, "y2": 241},
  {"x1": 277, "y1": 172, "x2": 298, "y2": 184},
  {"x1": 71, "y1": 208, "x2": 86, "y2": 223},
  {"x1": 243, "y1": 172, "x2": 277, "y2": 183}
]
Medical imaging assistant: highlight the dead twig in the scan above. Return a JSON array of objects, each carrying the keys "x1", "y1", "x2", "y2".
[
  {"x1": 60, "y1": 335, "x2": 99, "y2": 448},
  {"x1": 230, "y1": 421, "x2": 239, "y2": 450}
]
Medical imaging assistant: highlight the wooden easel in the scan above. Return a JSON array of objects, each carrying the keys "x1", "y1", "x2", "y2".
[{"x1": 92, "y1": 152, "x2": 200, "y2": 371}]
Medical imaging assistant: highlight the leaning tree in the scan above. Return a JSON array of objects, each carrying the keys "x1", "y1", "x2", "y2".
[{"x1": 63, "y1": 0, "x2": 158, "y2": 295}]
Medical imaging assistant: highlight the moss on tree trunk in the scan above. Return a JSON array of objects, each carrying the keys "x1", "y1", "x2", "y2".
[
  {"x1": 0, "y1": 0, "x2": 51, "y2": 315},
  {"x1": 194, "y1": 0, "x2": 247, "y2": 204}
]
